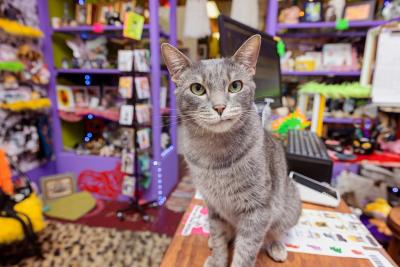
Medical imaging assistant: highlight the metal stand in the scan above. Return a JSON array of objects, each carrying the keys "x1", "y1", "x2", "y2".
[{"x1": 116, "y1": 198, "x2": 158, "y2": 222}]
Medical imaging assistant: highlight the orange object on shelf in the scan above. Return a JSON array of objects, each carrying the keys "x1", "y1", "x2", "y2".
[{"x1": 0, "y1": 149, "x2": 13, "y2": 194}]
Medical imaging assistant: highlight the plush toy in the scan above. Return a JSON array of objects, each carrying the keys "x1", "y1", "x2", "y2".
[
  {"x1": 272, "y1": 109, "x2": 310, "y2": 135},
  {"x1": 0, "y1": 149, "x2": 13, "y2": 195},
  {"x1": 0, "y1": 193, "x2": 45, "y2": 244},
  {"x1": 279, "y1": 6, "x2": 302, "y2": 24}
]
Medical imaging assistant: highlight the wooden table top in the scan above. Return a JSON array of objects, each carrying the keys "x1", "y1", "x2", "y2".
[{"x1": 161, "y1": 198, "x2": 396, "y2": 267}]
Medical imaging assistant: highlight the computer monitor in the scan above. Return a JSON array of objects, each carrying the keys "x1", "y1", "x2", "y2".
[{"x1": 218, "y1": 15, "x2": 282, "y2": 107}]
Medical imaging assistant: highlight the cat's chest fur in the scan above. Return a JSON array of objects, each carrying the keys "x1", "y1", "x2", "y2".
[{"x1": 183, "y1": 124, "x2": 269, "y2": 224}]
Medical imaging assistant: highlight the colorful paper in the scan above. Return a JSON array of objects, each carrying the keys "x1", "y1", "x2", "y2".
[
  {"x1": 181, "y1": 205, "x2": 209, "y2": 236},
  {"x1": 123, "y1": 12, "x2": 144, "y2": 40},
  {"x1": 180, "y1": 206, "x2": 381, "y2": 259}
]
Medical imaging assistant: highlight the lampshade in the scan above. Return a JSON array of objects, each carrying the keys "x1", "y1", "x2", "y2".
[{"x1": 207, "y1": 1, "x2": 220, "y2": 19}]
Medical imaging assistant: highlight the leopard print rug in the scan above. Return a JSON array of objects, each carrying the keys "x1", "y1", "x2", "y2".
[{"x1": 3, "y1": 221, "x2": 171, "y2": 267}]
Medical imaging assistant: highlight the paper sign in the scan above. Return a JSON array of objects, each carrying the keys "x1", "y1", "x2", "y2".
[
  {"x1": 181, "y1": 205, "x2": 209, "y2": 236},
  {"x1": 123, "y1": 12, "x2": 144, "y2": 40},
  {"x1": 366, "y1": 250, "x2": 395, "y2": 267}
]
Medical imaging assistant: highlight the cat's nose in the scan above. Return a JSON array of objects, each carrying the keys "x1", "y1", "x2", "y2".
[{"x1": 213, "y1": 105, "x2": 226, "y2": 116}]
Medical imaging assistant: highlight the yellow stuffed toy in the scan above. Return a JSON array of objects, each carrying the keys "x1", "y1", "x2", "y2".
[{"x1": 0, "y1": 193, "x2": 45, "y2": 244}]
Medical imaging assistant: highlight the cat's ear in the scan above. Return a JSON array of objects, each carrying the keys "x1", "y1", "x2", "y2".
[
  {"x1": 161, "y1": 43, "x2": 191, "y2": 82},
  {"x1": 232, "y1": 34, "x2": 261, "y2": 75}
]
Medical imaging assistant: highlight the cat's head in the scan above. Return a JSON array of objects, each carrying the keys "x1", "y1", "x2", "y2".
[{"x1": 161, "y1": 35, "x2": 261, "y2": 133}]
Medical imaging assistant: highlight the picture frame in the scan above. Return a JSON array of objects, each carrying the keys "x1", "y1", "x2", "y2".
[
  {"x1": 344, "y1": 0, "x2": 376, "y2": 21},
  {"x1": 72, "y1": 86, "x2": 89, "y2": 108},
  {"x1": 86, "y1": 86, "x2": 101, "y2": 108},
  {"x1": 75, "y1": 3, "x2": 93, "y2": 25},
  {"x1": 40, "y1": 173, "x2": 76, "y2": 201},
  {"x1": 56, "y1": 85, "x2": 75, "y2": 110}
]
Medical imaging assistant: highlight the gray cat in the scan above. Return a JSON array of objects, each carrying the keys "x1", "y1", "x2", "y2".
[{"x1": 161, "y1": 35, "x2": 301, "y2": 267}]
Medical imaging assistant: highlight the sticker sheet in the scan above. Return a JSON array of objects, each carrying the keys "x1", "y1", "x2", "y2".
[{"x1": 180, "y1": 206, "x2": 382, "y2": 259}]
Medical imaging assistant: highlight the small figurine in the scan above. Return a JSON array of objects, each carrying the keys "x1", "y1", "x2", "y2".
[
  {"x1": 61, "y1": 58, "x2": 69, "y2": 69},
  {"x1": 325, "y1": 0, "x2": 345, "y2": 21},
  {"x1": 279, "y1": 6, "x2": 302, "y2": 24}
]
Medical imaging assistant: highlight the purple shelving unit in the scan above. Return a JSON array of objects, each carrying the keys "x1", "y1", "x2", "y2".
[
  {"x1": 282, "y1": 70, "x2": 361, "y2": 77},
  {"x1": 37, "y1": 0, "x2": 178, "y2": 204},
  {"x1": 277, "y1": 20, "x2": 394, "y2": 30}
]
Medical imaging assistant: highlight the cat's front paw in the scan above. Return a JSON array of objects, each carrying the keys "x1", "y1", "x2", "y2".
[
  {"x1": 265, "y1": 240, "x2": 288, "y2": 262},
  {"x1": 204, "y1": 255, "x2": 227, "y2": 267}
]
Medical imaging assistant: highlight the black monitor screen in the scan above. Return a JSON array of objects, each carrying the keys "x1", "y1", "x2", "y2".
[{"x1": 218, "y1": 15, "x2": 282, "y2": 107}]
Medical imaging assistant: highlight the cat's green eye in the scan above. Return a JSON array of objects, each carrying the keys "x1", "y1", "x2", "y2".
[
  {"x1": 190, "y1": 83, "x2": 206, "y2": 96},
  {"x1": 228, "y1": 80, "x2": 243, "y2": 93}
]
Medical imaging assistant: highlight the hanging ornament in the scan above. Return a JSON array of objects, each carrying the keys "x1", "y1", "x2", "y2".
[
  {"x1": 183, "y1": 0, "x2": 211, "y2": 39},
  {"x1": 230, "y1": 0, "x2": 259, "y2": 29}
]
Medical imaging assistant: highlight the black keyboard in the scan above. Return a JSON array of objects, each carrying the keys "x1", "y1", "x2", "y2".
[
  {"x1": 288, "y1": 130, "x2": 330, "y2": 160},
  {"x1": 286, "y1": 130, "x2": 333, "y2": 184}
]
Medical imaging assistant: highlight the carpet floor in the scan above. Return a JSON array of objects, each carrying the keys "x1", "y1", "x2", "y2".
[{"x1": 3, "y1": 221, "x2": 171, "y2": 267}]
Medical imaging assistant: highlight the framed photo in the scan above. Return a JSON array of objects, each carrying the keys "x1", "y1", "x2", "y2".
[
  {"x1": 75, "y1": 3, "x2": 93, "y2": 25},
  {"x1": 344, "y1": 0, "x2": 376, "y2": 21},
  {"x1": 119, "y1": 104, "x2": 134, "y2": 125},
  {"x1": 121, "y1": 150, "x2": 135, "y2": 174},
  {"x1": 40, "y1": 173, "x2": 76, "y2": 201},
  {"x1": 72, "y1": 86, "x2": 89, "y2": 108},
  {"x1": 121, "y1": 175, "x2": 136, "y2": 197},
  {"x1": 86, "y1": 86, "x2": 101, "y2": 108},
  {"x1": 118, "y1": 76, "x2": 133, "y2": 99},
  {"x1": 134, "y1": 77, "x2": 150, "y2": 99},
  {"x1": 136, "y1": 128, "x2": 151, "y2": 149},
  {"x1": 56, "y1": 85, "x2": 75, "y2": 110},
  {"x1": 304, "y1": 1, "x2": 322, "y2": 22},
  {"x1": 322, "y1": 43, "x2": 352, "y2": 70}
]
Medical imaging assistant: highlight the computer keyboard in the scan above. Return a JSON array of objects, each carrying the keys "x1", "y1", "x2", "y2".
[
  {"x1": 286, "y1": 130, "x2": 333, "y2": 184},
  {"x1": 288, "y1": 130, "x2": 330, "y2": 160}
]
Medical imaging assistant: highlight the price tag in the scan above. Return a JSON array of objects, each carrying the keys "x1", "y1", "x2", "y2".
[{"x1": 123, "y1": 12, "x2": 144, "y2": 40}]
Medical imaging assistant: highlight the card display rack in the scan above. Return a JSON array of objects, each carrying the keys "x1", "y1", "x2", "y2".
[{"x1": 37, "y1": 0, "x2": 178, "y2": 203}]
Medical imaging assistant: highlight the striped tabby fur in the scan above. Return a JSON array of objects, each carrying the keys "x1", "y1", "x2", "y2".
[{"x1": 161, "y1": 35, "x2": 301, "y2": 267}]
